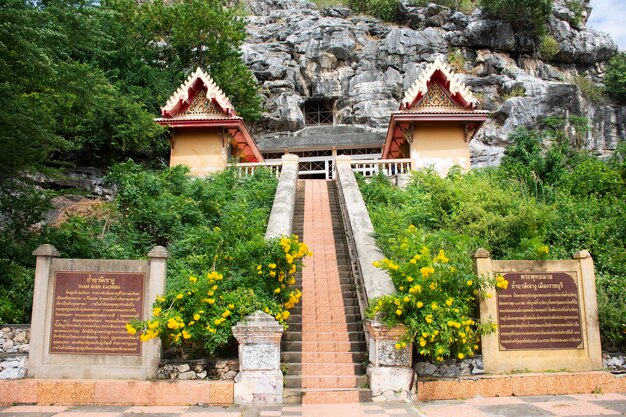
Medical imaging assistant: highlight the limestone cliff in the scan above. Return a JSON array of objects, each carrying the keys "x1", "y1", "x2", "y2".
[{"x1": 241, "y1": 0, "x2": 624, "y2": 166}]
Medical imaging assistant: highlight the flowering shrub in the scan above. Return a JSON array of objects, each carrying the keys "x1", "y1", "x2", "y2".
[
  {"x1": 368, "y1": 225, "x2": 494, "y2": 362},
  {"x1": 127, "y1": 235, "x2": 310, "y2": 354}
]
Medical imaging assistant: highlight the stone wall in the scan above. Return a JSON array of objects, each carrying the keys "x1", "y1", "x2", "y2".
[{"x1": 0, "y1": 325, "x2": 29, "y2": 380}]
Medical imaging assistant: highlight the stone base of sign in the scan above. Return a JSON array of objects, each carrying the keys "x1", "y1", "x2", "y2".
[
  {"x1": 416, "y1": 371, "x2": 626, "y2": 401},
  {"x1": 233, "y1": 370, "x2": 283, "y2": 405},
  {"x1": 0, "y1": 379, "x2": 233, "y2": 406},
  {"x1": 475, "y1": 249, "x2": 602, "y2": 374}
]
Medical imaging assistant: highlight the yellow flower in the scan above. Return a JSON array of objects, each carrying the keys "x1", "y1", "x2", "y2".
[
  {"x1": 257, "y1": 265, "x2": 262, "y2": 270},
  {"x1": 403, "y1": 296, "x2": 410, "y2": 303},
  {"x1": 396, "y1": 309, "x2": 403, "y2": 315},
  {"x1": 394, "y1": 343, "x2": 402, "y2": 349},
  {"x1": 189, "y1": 276, "x2": 198, "y2": 283},
  {"x1": 419, "y1": 338, "x2": 426, "y2": 347},
  {"x1": 431, "y1": 302, "x2": 438, "y2": 310},
  {"x1": 153, "y1": 307, "x2": 162, "y2": 317},
  {"x1": 458, "y1": 353, "x2": 465, "y2": 360},
  {"x1": 282, "y1": 311, "x2": 290, "y2": 320},
  {"x1": 204, "y1": 298, "x2": 215, "y2": 304},
  {"x1": 286, "y1": 254, "x2": 294, "y2": 264},
  {"x1": 409, "y1": 259, "x2": 417, "y2": 264},
  {"x1": 269, "y1": 263, "x2": 277, "y2": 269},
  {"x1": 228, "y1": 304, "x2": 234, "y2": 309},
  {"x1": 125, "y1": 323, "x2": 137, "y2": 335},
  {"x1": 274, "y1": 288, "x2": 281, "y2": 294},
  {"x1": 466, "y1": 279, "x2": 473, "y2": 286},
  {"x1": 269, "y1": 271, "x2": 276, "y2": 277},
  {"x1": 222, "y1": 310, "x2": 231, "y2": 318},
  {"x1": 416, "y1": 301, "x2": 424, "y2": 308},
  {"x1": 148, "y1": 321, "x2": 159, "y2": 330},
  {"x1": 182, "y1": 330, "x2": 191, "y2": 339},
  {"x1": 176, "y1": 294, "x2": 183, "y2": 300},
  {"x1": 425, "y1": 315, "x2": 433, "y2": 324},
  {"x1": 193, "y1": 313, "x2": 200, "y2": 321},
  {"x1": 156, "y1": 295, "x2": 165, "y2": 303},
  {"x1": 538, "y1": 245, "x2": 549, "y2": 254},
  {"x1": 407, "y1": 276, "x2": 414, "y2": 282},
  {"x1": 445, "y1": 298, "x2": 453, "y2": 307}
]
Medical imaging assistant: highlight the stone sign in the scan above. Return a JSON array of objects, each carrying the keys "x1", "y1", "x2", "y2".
[
  {"x1": 497, "y1": 272, "x2": 582, "y2": 350},
  {"x1": 28, "y1": 244, "x2": 168, "y2": 379},
  {"x1": 50, "y1": 272, "x2": 144, "y2": 355},
  {"x1": 474, "y1": 249, "x2": 602, "y2": 374}
]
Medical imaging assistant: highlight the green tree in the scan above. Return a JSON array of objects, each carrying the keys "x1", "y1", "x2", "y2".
[{"x1": 605, "y1": 52, "x2": 626, "y2": 105}]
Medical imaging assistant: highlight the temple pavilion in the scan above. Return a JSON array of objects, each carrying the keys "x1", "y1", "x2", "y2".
[{"x1": 156, "y1": 60, "x2": 488, "y2": 177}]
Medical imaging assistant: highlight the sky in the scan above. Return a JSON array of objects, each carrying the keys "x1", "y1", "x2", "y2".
[{"x1": 587, "y1": 0, "x2": 626, "y2": 51}]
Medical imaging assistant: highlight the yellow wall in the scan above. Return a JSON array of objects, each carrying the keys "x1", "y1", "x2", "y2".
[
  {"x1": 169, "y1": 127, "x2": 227, "y2": 176},
  {"x1": 410, "y1": 121, "x2": 469, "y2": 176}
]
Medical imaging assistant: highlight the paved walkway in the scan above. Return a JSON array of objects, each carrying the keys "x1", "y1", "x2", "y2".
[{"x1": 1, "y1": 394, "x2": 625, "y2": 416}]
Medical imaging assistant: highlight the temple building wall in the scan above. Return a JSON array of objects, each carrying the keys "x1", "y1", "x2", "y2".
[
  {"x1": 410, "y1": 121, "x2": 469, "y2": 176},
  {"x1": 169, "y1": 127, "x2": 227, "y2": 176}
]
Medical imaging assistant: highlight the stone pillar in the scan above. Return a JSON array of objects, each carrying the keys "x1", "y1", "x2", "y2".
[
  {"x1": 146, "y1": 246, "x2": 169, "y2": 371},
  {"x1": 232, "y1": 311, "x2": 284, "y2": 405},
  {"x1": 573, "y1": 250, "x2": 603, "y2": 369},
  {"x1": 265, "y1": 154, "x2": 299, "y2": 239},
  {"x1": 365, "y1": 319, "x2": 414, "y2": 401},
  {"x1": 28, "y1": 244, "x2": 60, "y2": 378}
]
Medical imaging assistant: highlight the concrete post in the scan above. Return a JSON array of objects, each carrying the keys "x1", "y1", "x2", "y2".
[
  {"x1": 365, "y1": 319, "x2": 414, "y2": 401},
  {"x1": 146, "y1": 246, "x2": 169, "y2": 371},
  {"x1": 232, "y1": 311, "x2": 284, "y2": 405},
  {"x1": 573, "y1": 250, "x2": 602, "y2": 369},
  {"x1": 28, "y1": 244, "x2": 60, "y2": 377},
  {"x1": 265, "y1": 154, "x2": 299, "y2": 239}
]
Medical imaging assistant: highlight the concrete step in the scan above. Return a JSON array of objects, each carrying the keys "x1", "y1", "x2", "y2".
[
  {"x1": 281, "y1": 340, "x2": 366, "y2": 353},
  {"x1": 284, "y1": 374, "x2": 368, "y2": 389},
  {"x1": 289, "y1": 305, "x2": 361, "y2": 316},
  {"x1": 286, "y1": 313, "x2": 362, "y2": 323},
  {"x1": 285, "y1": 321, "x2": 363, "y2": 333},
  {"x1": 283, "y1": 388, "x2": 372, "y2": 404},
  {"x1": 282, "y1": 331, "x2": 365, "y2": 342},
  {"x1": 280, "y1": 362, "x2": 366, "y2": 376},
  {"x1": 281, "y1": 351, "x2": 366, "y2": 363}
]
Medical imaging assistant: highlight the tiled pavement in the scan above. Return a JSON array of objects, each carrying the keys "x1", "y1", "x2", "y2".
[{"x1": 1, "y1": 394, "x2": 625, "y2": 417}]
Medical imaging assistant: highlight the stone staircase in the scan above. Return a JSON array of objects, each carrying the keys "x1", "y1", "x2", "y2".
[{"x1": 282, "y1": 180, "x2": 371, "y2": 404}]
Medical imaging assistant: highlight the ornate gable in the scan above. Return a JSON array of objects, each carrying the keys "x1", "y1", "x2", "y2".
[
  {"x1": 161, "y1": 67, "x2": 235, "y2": 119},
  {"x1": 402, "y1": 58, "x2": 477, "y2": 111}
]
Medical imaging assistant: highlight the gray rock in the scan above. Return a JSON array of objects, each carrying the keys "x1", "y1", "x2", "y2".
[
  {"x1": 3, "y1": 340, "x2": 14, "y2": 351},
  {"x1": 465, "y1": 20, "x2": 516, "y2": 51},
  {"x1": 0, "y1": 368, "x2": 20, "y2": 379},
  {"x1": 176, "y1": 363, "x2": 191, "y2": 373},
  {"x1": 556, "y1": 28, "x2": 617, "y2": 64},
  {"x1": 415, "y1": 361, "x2": 438, "y2": 376},
  {"x1": 178, "y1": 371, "x2": 196, "y2": 380}
]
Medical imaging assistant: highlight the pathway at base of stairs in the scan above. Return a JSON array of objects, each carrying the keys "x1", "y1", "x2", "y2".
[{"x1": 1, "y1": 393, "x2": 625, "y2": 416}]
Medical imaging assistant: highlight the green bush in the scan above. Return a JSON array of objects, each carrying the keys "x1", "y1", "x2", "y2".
[
  {"x1": 571, "y1": 75, "x2": 606, "y2": 105},
  {"x1": 539, "y1": 34, "x2": 560, "y2": 59},
  {"x1": 361, "y1": 126, "x2": 626, "y2": 352},
  {"x1": 479, "y1": 0, "x2": 552, "y2": 37},
  {"x1": 350, "y1": 0, "x2": 398, "y2": 21},
  {"x1": 605, "y1": 52, "x2": 626, "y2": 105}
]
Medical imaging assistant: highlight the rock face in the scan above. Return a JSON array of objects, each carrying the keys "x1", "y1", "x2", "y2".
[{"x1": 243, "y1": 0, "x2": 623, "y2": 166}]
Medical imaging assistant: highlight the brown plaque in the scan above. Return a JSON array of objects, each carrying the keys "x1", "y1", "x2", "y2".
[
  {"x1": 50, "y1": 271, "x2": 144, "y2": 355},
  {"x1": 496, "y1": 272, "x2": 583, "y2": 350}
]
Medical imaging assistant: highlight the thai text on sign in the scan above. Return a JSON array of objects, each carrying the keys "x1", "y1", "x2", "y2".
[
  {"x1": 50, "y1": 271, "x2": 144, "y2": 355},
  {"x1": 496, "y1": 272, "x2": 583, "y2": 350}
]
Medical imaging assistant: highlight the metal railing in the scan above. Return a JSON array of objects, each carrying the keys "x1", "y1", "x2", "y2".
[
  {"x1": 350, "y1": 158, "x2": 412, "y2": 177},
  {"x1": 235, "y1": 161, "x2": 282, "y2": 177}
]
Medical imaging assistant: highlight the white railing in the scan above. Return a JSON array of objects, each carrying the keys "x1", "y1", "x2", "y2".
[
  {"x1": 350, "y1": 159, "x2": 412, "y2": 177},
  {"x1": 235, "y1": 161, "x2": 282, "y2": 177}
]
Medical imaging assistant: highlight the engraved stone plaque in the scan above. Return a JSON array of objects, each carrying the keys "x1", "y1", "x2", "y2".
[
  {"x1": 496, "y1": 272, "x2": 583, "y2": 350},
  {"x1": 50, "y1": 271, "x2": 144, "y2": 355}
]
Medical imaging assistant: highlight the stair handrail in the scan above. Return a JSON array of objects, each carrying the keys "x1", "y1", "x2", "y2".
[
  {"x1": 334, "y1": 156, "x2": 396, "y2": 324},
  {"x1": 265, "y1": 154, "x2": 299, "y2": 239}
]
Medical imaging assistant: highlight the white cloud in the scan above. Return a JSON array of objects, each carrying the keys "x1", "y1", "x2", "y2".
[{"x1": 587, "y1": 0, "x2": 626, "y2": 51}]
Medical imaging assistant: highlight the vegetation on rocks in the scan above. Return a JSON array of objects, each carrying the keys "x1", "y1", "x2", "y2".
[
  {"x1": 361, "y1": 121, "x2": 626, "y2": 353},
  {"x1": 605, "y1": 52, "x2": 626, "y2": 105},
  {"x1": 0, "y1": 164, "x2": 303, "y2": 358}
]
